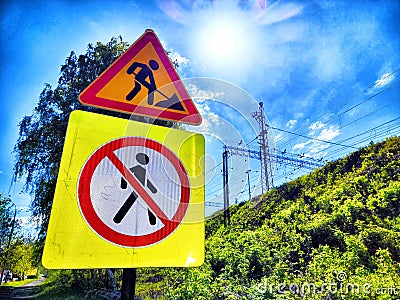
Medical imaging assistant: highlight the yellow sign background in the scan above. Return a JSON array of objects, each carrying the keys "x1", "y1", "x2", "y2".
[{"x1": 42, "y1": 110, "x2": 204, "y2": 268}]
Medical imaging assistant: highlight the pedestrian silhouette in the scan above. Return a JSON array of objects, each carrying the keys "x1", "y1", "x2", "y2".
[
  {"x1": 114, "y1": 153, "x2": 157, "y2": 225},
  {"x1": 126, "y1": 59, "x2": 159, "y2": 105}
]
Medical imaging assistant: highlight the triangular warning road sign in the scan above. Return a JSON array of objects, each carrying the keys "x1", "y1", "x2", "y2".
[{"x1": 79, "y1": 30, "x2": 202, "y2": 125}]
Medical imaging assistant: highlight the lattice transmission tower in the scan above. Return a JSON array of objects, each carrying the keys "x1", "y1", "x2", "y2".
[
  {"x1": 251, "y1": 102, "x2": 274, "y2": 194},
  {"x1": 218, "y1": 102, "x2": 324, "y2": 225}
]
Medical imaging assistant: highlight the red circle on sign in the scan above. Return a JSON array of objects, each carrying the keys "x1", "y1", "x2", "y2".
[{"x1": 77, "y1": 137, "x2": 190, "y2": 247}]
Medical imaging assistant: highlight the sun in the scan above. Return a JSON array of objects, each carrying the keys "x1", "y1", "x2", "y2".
[
  {"x1": 208, "y1": 28, "x2": 236, "y2": 57},
  {"x1": 190, "y1": 6, "x2": 260, "y2": 75}
]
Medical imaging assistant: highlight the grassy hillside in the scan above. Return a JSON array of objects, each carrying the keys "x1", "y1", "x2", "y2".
[{"x1": 136, "y1": 136, "x2": 400, "y2": 299}]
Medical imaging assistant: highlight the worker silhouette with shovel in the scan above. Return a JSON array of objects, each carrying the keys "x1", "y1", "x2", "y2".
[
  {"x1": 126, "y1": 59, "x2": 185, "y2": 111},
  {"x1": 113, "y1": 153, "x2": 157, "y2": 226}
]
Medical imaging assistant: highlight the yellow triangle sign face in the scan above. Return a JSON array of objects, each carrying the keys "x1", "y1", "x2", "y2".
[{"x1": 79, "y1": 30, "x2": 202, "y2": 125}]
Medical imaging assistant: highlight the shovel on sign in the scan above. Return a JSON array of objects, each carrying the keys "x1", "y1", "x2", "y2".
[
  {"x1": 132, "y1": 75, "x2": 185, "y2": 111},
  {"x1": 154, "y1": 89, "x2": 184, "y2": 111}
]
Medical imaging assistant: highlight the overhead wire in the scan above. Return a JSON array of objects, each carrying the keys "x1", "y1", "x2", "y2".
[
  {"x1": 330, "y1": 118, "x2": 400, "y2": 148},
  {"x1": 275, "y1": 69, "x2": 399, "y2": 150},
  {"x1": 271, "y1": 126, "x2": 358, "y2": 149},
  {"x1": 274, "y1": 81, "x2": 399, "y2": 162},
  {"x1": 324, "y1": 122, "x2": 400, "y2": 159}
]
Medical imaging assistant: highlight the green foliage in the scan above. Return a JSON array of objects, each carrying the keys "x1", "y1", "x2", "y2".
[
  {"x1": 0, "y1": 193, "x2": 29, "y2": 281},
  {"x1": 34, "y1": 269, "x2": 118, "y2": 299},
  {"x1": 134, "y1": 137, "x2": 400, "y2": 299},
  {"x1": 7, "y1": 239, "x2": 35, "y2": 278},
  {"x1": 0, "y1": 193, "x2": 13, "y2": 249},
  {"x1": 1, "y1": 236, "x2": 36, "y2": 284}
]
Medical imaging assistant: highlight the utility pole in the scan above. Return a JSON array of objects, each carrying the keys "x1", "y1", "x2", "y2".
[
  {"x1": 251, "y1": 102, "x2": 274, "y2": 194},
  {"x1": 245, "y1": 170, "x2": 251, "y2": 200},
  {"x1": 222, "y1": 145, "x2": 230, "y2": 226}
]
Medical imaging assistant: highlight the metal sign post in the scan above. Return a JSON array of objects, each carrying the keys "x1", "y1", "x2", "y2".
[{"x1": 121, "y1": 268, "x2": 136, "y2": 300}]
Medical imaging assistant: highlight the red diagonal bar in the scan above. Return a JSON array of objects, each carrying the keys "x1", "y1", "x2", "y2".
[{"x1": 106, "y1": 151, "x2": 169, "y2": 223}]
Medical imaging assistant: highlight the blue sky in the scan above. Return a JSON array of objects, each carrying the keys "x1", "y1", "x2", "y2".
[{"x1": 0, "y1": 0, "x2": 399, "y2": 227}]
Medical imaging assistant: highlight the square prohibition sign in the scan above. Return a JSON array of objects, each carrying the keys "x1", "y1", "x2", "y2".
[{"x1": 42, "y1": 110, "x2": 205, "y2": 269}]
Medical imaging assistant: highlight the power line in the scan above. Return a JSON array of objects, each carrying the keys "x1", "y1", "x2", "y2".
[
  {"x1": 271, "y1": 126, "x2": 358, "y2": 149},
  {"x1": 276, "y1": 70, "x2": 399, "y2": 149},
  {"x1": 339, "y1": 117, "x2": 400, "y2": 143},
  {"x1": 205, "y1": 160, "x2": 223, "y2": 176},
  {"x1": 339, "y1": 100, "x2": 396, "y2": 130},
  {"x1": 323, "y1": 122, "x2": 400, "y2": 159},
  {"x1": 334, "y1": 69, "x2": 399, "y2": 122},
  {"x1": 324, "y1": 117, "x2": 400, "y2": 153}
]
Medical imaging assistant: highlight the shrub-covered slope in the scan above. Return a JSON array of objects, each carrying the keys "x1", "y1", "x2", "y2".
[{"x1": 137, "y1": 136, "x2": 400, "y2": 299}]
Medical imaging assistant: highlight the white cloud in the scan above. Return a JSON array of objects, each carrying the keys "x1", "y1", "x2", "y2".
[
  {"x1": 193, "y1": 101, "x2": 221, "y2": 133},
  {"x1": 316, "y1": 126, "x2": 340, "y2": 141},
  {"x1": 294, "y1": 112, "x2": 304, "y2": 119},
  {"x1": 187, "y1": 83, "x2": 225, "y2": 101},
  {"x1": 308, "y1": 142, "x2": 330, "y2": 158},
  {"x1": 169, "y1": 51, "x2": 189, "y2": 66},
  {"x1": 293, "y1": 125, "x2": 340, "y2": 156},
  {"x1": 274, "y1": 133, "x2": 283, "y2": 142},
  {"x1": 374, "y1": 72, "x2": 395, "y2": 89},
  {"x1": 293, "y1": 140, "x2": 311, "y2": 150},
  {"x1": 309, "y1": 121, "x2": 326, "y2": 131},
  {"x1": 293, "y1": 143, "x2": 305, "y2": 150},
  {"x1": 286, "y1": 119, "x2": 297, "y2": 128}
]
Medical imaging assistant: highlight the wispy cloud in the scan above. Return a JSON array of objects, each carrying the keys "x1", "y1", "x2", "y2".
[
  {"x1": 309, "y1": 121, "x2": 326, "y2": 132},
  {"x1": 274, "y1": 133, "x2": 283, "y2": 142},
  {"x1": 194, "y1": 102, "x2": 221, "y2": 133},
  {"x1": 187, "y1": 83, "x2": 225, "y2": 101},
  {"x1": 373, "y1": 72, "x2": 395, "y2": 89},
  {"x1": 309, "y1": 143, "x2": 330, "y2": 156},
  {"x1": 286, "y1": 119, "x2": 297, "y2": 128},
  {"x1": 317, "y1": 126, "x2": 340, "y2": 141},
  {"x1": 293, "y1": 124, "x2": 340, "y2": 158},
  {"x1": 293, "y1": 140, "x2": 311, "y2": 150},
  {"x1": 256, "y1": 2, "x2": 304, "y2": 26}
]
